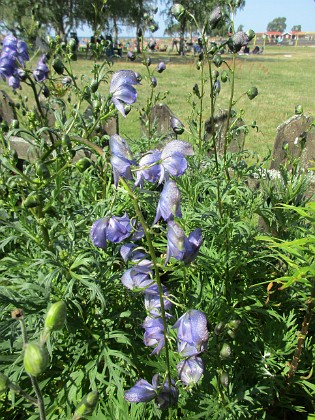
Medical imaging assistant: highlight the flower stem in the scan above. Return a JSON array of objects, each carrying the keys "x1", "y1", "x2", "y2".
[{"x1": 119, "y1": 179, "x2": 172, "y2": 394}]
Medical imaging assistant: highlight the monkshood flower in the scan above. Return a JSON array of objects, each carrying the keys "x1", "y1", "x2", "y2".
[
  {"x1": 155, "y1": 377, "x2": 179, "y2": 410},
  {"x1": 109, "y1": 134, "x2": 135, "y2": 187},
  {"x1": 8, "y1": 71, "x2": 21, "y2": 89},
  {"x1": 166, "y1": 221, "x2": 202, "y2": 264},
  {"x1": 16, "y1": 40, "x2": 29, "y2": 65},
  {"x1": 135, "y1": 140, "x2": 193, "y2": 187},
  {"x1": 153, "y1": 180, "x2": 181, "y2": 224},
  {"x1": 157, "y1": 62, "x2": 166, "y2": 73},
  {"x1": 143, "y1": 316, "x2": 165, "y2": 355},
  {"x1": 110, "y1": 70, "x2": 141, "y2": 117},
  {"x1": 0, "y1": 55, "x2": 16, "y2": 79},
  {"x1": 208, "y1": 6, "x2": 223, "y2": 29},
  {"x1": 33, "y1": 54, "x2": 49, "y2": 82},
  {"x1": 120, "y1": 243, "x2": 147, "y2": 263},
  {"x1": 2, "y1": 34, "x2": 18, "y2": 51},
  {"x1": 127, "y1": 51, "x2": 136, "y2": 61},
  {"x1": 151, "y1": 76, "x2": 157, "y2": 87},
  {"x1": 170, "y1": 116, "x2": 185, "y2": 135},
  {"x1": 124, "y1": 374, "x2": 178, "y2": 409},
  {"x1": 177, "y1": 356, "x2": 204, "y2": 385},
  {"x1": 90, "y1": 213, "x2": 133, "y2": 249},
  {"x1": 121, "y1": 260, "x2": 154, "y2": 291},
  {"x1": 173, "y1": 309, "x2": 209, "y2": 357},
  {"x1": 144, "y1": 284, "x2": 172, "y2": 318},
  {"x1": 228, "y1": 31, "x2": 249, "y2": 53},
  {"x1": 124, "y1": 377, "x2": 157, "y2": 403},
  {"x1": 213, "y1": 80, "x2": 221, "y2": 95}
]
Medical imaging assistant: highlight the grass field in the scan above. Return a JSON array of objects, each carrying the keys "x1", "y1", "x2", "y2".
[{"x1": 1, "y1": 45, "x2": 314, "y2": 160}]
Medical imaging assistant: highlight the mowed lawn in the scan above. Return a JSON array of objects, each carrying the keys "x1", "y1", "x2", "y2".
[{"x1": 1, "y1": 45, "x2": 314, "y2": 160}]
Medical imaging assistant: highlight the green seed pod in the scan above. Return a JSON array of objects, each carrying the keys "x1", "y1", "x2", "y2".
[
  {"x1": 36, "y1": 163, "x2": 50, "y2": 179},
  {"x1": 247, "y1": 86, "x2": 258, "y2": 100},
  {"x1": 11, "y1": 119, "x2": 20, "y2": 129},
  {"x1": 227, "y1": 329, "x2": 236, "y2": 339},
  {"x1": 171, "y1": 4, "x2": 186, "y2": 21},
  {"x1": 221, "y1": 70, "x2": 229, "y2": 83},
  {"x1": 24, "y1": 343, "x2": 49, "y2": 377},
  {"x1": 0, "y1": 373, "x2": 9, "y2": 395},
  {"x1": 73, "y1": 391, "x2": 99, "y2": 419},
  {"x1": 76, "y1": 157, "x2": 92, "y2": 172},
  {"x1": 246, "y1": 29, "x2": 255, "y2": 41},
  {"x1": 213, "y1": 54, "x2": 223, "y2": 68},
  {"x1": 212, "y1": 70, "x2": 219, "y2": 80},
  {"x1": 227, "y1": 319, "x2": 241, "y2": 330},
  {"x1": 214, "y1": 321, "x2": 225, "y2": 335},
  {"x1": 90, "y1": 80, "x2": 99, "y2": 93},
  {"x1": 52, "y1": 58, "x2": 64, "y2": 75},
  {"x1": 219, "y1": 372, "x2": 229, "y2": 388},
  {"x1": 45, "y1": 301, "x2": 67, "y2": 332},
  {"x1": 295, "y1": 104, "x2": 303, "y2": 115},
  {"x1": 22, "y1": 194, "x2": 39, "y2": 209},
  {"x1": 220, "y1": 343, "x2": 231, "y2": 359}
]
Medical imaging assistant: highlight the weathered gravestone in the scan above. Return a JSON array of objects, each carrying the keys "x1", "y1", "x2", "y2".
[
  {"x1": 270, "y1": 114, "x2": 315, "y2": 171},
  {"x1": 0, "y1": 90, "x2": 17, "y2": 125},
  {"x1": 141, "y1": 103, "x2": 176, "y2": 137},
  {"x1": 204, "y1": 109, "x2": 245, "y2": 154}
]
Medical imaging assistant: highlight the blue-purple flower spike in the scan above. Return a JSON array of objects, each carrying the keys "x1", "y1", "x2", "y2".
[
  {"x1": 110, "y1": 70, "x2": 141, "y2": 117},
  {"x1": 90, "y1": 213, "x2": 133, "y2": 248},
  {"x1": 121, "y1": 260, "x2": 154, "y2": 291}
]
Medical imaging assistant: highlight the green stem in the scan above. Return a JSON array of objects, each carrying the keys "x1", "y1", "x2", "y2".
[
  {"x1": 8, "y1": 382, "x2": 38, "y2": 405},
  {"x1": 119, "y1": 179, "x2": 172, "y2": 396}
]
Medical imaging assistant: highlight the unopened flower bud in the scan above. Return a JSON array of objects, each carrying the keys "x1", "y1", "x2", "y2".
[
  {"x1": 170, "y1": 116, "x2": 184, "y2": 135},
  {"x1": 209, "y1": 6, "x2": 223, "y2": 29},
  {"x1": 246, "y1": 29, "x2": 255, "y2": 41},
  {"x1": 220, "y1": 343, "x2": 232, "y2": 359},
  {"x1": 0, "y1": 373, "x2": 9, "y2": 395},
  {"x1": 247, "y1": 86, "x2": 258, "y2": 100},
  {"x1": 213, "y1": 54, "x2": 223, "y2": 67},
  {"x1": 171, "y1": 3, "x2": 186, "y2": 21},
  {"x1": 219, "y1": 372, "x2": 229, "y2": 387},
  {"x1": 24, "y1": 343, "x2": 49, "y2": 377},
  {"x1": 52, "y1": 58, "x2": 64, "y2": 75},
  {"x1": 295, "y1": 104, "x2": 303, "y2": 115},
  {"x1": 73, "y1": 391, "x2": 99, "y2": 419},
  {"x1": 127, "y1": 51, "x2": 136, "y2": 61},
  {"x1": 45, "y1": 301, "x2": 67, "y2": 332},
  {"x1": 221, "y1": 70, "x2": 229, "y2": 83}
]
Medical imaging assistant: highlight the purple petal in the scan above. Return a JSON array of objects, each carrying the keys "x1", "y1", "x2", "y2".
[
  {"x1": 110, "y1": 70, "x2": 141, "y2": 93},
  {"x1": 154, "y1": 180, "x2": 181, "y2": 224},
  {"x1": 107, "y1": 213, "x2": 133, "y2": 243},
  {"x1": 90, "y1": 217, "x2": 109, "y2": 249},
  {"x1": 162, "y1": 152, "x2": 188, "y2": 177},
  {"x1": 162, "y1": 140, "x2": 194, "y2": 158},
  {"x1": 124, "y1": 379, "x2": 157, "y2": 402},
  {"x1": 177, "y1": 356, "x2": 204, "y2": 385},
  {"x1": 111, "y1": 97, "x2": 126, "y2": 117}
]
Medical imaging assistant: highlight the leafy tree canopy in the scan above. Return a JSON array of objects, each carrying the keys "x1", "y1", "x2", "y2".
[{"x1": 267, "y1": 17, "x2": 287, "y2": 32}]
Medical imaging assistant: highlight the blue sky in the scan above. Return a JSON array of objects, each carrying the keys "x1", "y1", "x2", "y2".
[{"x1": 77, "y1": 0, "x2": 315, "y2": 37}]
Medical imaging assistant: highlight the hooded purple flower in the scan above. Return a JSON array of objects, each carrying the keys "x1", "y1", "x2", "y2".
[
  {"x1": 144, "y1": 284, "x2": 172, "y2": 318},
  {"x1": 151, "y1": 76, "x2": 157, "y2": 87},
  {"x1": 2, "y1": 35, "x2": 18, "y2": 51},
  {"x1": 33, "y1": 54, "x2": 49, "y2": 82},
  {"x1": 153, "y1": 180, "x2": 181, "y2": 224},
  {"x1": 173, "y1": 309, "x2": 209, "y2": 357},
  {"x1": 135, "y1": 140, "x2": 193, "y2": 187},
  {"x1": 170, "y1": 116, "x2": 185, "y2": 135},
  {"x1": 121, "y1": 260, "x2": 154, "y2": 291},
  {"x1": 8, "y1": 72, "x2": 21, "y2": 90},
  {"x1": 0, "y1": 55, "x2": 16, "y2": 79},
  {"x1": 177, "y1": 356, "x2": 204, "y2": 385},
  {"x1": 110, "y1": 70, "x2": 141, "y2": 117},
  {"x1": 155, "y1": 376, "x2": 179, "y2": 409},
  {"x1": 124, "y1": 378, "x2": 157, "y2": 402},
  {"x1": 16, "y1": 40, "x2": 29, "y2": 65},
  {"x1": 109, "y1": 134, "x2": 135, "y2": 187},
  {"x1": 143, "y1": 316, "x2": 165, "y2": 355},
  {"x1": 157, "y1": 62, "x2": 166, "y2": 73},
  {"x1": 90, "y1": 213, "x2": 133, "y2": 249},
  {"x1": 166, "y1": 221, "x2": 202, "y2": 264}
]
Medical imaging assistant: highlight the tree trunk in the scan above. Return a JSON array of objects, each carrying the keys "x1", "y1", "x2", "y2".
[
  {"x1": 113, "y1": 16, "x2": 118, "y2": 45},
  {"x1": 179, "y1": 18, "x2": 186, "y2": 55}
]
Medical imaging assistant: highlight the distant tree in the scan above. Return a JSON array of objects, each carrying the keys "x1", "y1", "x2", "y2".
[
  {"x1": 291, "y1": 24, "x2": 301, "y2": 32},
  {"x1": 267, "y1": 17, "x2": 287, "y2": 32}
]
